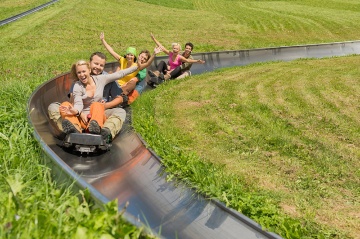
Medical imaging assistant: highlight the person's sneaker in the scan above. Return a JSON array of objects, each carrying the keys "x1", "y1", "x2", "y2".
[
  {"x1": 147, "y1": 81, "x2": 157, "y2": 88},
  {"x1": 148, "y1": 70, "x2": 157, "y2": 77},
  {"x1": 121, "y1": 94, "x2": 129, "y2": 107},
  {"x1": 101, "y1": 127, "x2": 112, "y2": 143},
  {"x1": 159, "y1": 73, "x2": 165, "y2": 81},
  {"x1": 62, "y1": 119, "x2": 80, "y2": 134},
  {"x1": 88, "y1": 120, "x2": 101, "y2": 134},
  {"x1": 149, "y1": 76, "x2": 159, "y2": 84}
]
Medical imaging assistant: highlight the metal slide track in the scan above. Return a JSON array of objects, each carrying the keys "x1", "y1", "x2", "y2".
[
  {"x1": 27, "y1": 41, "x2": 360, "y2": 239},
  {"x1": 0, "y1": 0, "x2": 59, "y2": 27}
]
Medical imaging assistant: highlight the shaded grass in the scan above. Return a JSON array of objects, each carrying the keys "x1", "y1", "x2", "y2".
[{"x1": 132, "y1": 56, "x2": 360, "y2": 238}]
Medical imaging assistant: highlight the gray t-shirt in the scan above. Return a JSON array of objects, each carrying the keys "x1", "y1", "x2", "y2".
[{"x1": 72, "y1": 66, "x2": 137, "y2": 114}]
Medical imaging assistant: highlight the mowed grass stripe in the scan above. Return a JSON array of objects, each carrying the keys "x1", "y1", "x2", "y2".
[
  {"x1": 238, "y1": 6, "x2": 326, "y2": 34},
  {"x1": 194, "y1": 0, "x2": 359, "y2": 44},
  {"x1": 253, "y1": 59, "x2": 360, "y2": 170}
]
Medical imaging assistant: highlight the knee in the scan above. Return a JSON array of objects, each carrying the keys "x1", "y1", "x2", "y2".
[
  {"x1": 60, "y1": 101, "x2": 71, "y2": 107},
  {"x1": 92, "y1": 102, "x2": 102, "y2": 106},
  {"x1": 111, "y1": 108, "x2": 126, "y2": 122},
  {"x1": 48, "y1": 102, "x2": 61, "y2": 119},
  {"x1": 90, "y1": 102, "x2": 104, "y2": 111},
  {"x1": 48, "y1": 102, "x2": 60, "y2": 112}
]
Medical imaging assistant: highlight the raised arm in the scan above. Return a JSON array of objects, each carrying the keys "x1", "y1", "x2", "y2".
[
  {"x1": 138, "y1": 46, "x2": 162, "y2": 70},
  {"x1": 180, "y1": 55, "x2": 193, "y2": 70},
  {"x1": 150, "y1": 33, "x2": 170, "y2": 55},
  {"x1": 180, "y1": 55, "x2": 205, "y2": 64},
  {"x1": 100, "y1": 65, "x2": 139, "y2": 85},
  {"x1": 181, "y1": 61, "x2": 193, "y2": 70},
  {"x1": 100, "y1": 32, "x2": 121, "y2": 61}
]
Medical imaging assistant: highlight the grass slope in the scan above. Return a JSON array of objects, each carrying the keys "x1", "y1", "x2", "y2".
[
  {"x1": 0, "y1": 0, "x2": 51, "y2": 20},
  {"x1": 0, "y1": 0, "x2": 359, "y2": 238},
  {"x1": 133, "y1": 57, "x2": 360, "y2": 238}
]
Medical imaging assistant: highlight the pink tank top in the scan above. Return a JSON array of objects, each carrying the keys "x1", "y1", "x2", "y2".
[{"x1": 168, "y1": 52, "x2": 182, "y2": 70}]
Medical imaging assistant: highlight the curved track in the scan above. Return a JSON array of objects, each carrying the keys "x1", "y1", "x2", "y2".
[
  {"x1": 27, "y1": 41, "x2": 360, "y2": 239},
  {"x1": 0, "y1": 0, "x2": 58, "y2": 27}
]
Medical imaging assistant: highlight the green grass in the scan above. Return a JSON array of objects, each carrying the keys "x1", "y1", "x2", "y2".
[
  {"x1": 1, "y1": 0, "x2": 360, "y2": 238},
  {"x1": 0, "y1": 0, "x2": 51, "y2": 20}
]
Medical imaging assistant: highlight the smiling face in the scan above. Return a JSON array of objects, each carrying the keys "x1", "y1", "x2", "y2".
[
  {"x1": 172, "y1": 44, "x2": 181, "y2": 54},
  {"x1": 76, "y1": 64, "x2": 91, "y2": 84},
  {"x1": 90, "y1": 55, "x2": 105, "y2": 75},
  {"x1": 125, "y1": 53, "x2": 135, "y2": 62},
  {"x1": 184, "y1": 45, "x2": 192, "y2": 54},
  {"x1": 138, "y1": 52, "x2": 150, "y2": 64}
]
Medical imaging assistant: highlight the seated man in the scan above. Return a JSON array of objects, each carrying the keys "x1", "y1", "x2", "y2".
[
  {"x1": 148, "y1": 36, "x2": 204, "y2": 85},
  {"x1": 48, "y1": 52, "x2": 126, "y2": 140}
]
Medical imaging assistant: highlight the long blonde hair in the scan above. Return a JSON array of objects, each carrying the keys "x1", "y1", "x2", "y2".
[{"x1": 70, "y1": 60, "x2": 90, "y2": 81}]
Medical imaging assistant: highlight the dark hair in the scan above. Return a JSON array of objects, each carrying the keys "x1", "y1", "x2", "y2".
[
  {"x1": 139, "y1": 49, "x2": 151, "y2": 61},
  {"x1": 123, "y1": 54, "x2": 137, "y2": 62},
  {"x1": 185, "y1": 42, "x2": 194, "y2": 51},
  {"x1": 90, "y1": 52, "x2": 107, "y2": 61}
]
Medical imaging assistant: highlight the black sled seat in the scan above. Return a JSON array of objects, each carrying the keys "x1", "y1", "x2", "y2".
[{"x1": 63, "y1": 133, "x2": 110, "y2": 153}]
